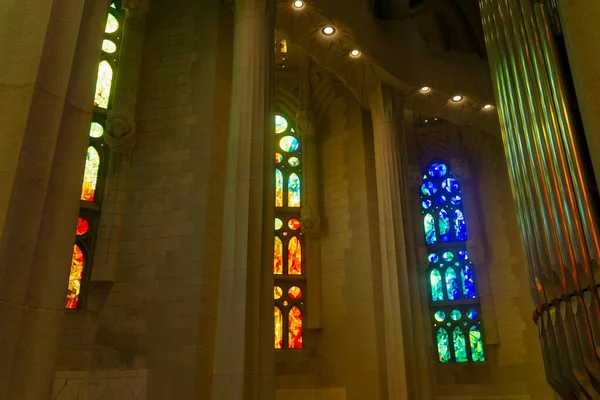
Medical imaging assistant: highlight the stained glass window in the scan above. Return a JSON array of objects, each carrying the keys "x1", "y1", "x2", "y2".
[
  {"x1": 420, "y1": 162, "x2": 484, "y2": 362},
  {"x1": 80, "y1": 146, "x2": 100, "y2": 202},
  {"x1": 94, "y1": 61, "x2": 113, "y2": 108},
  {"x1": 273, "y1": 114, "x2": 305, "y2": 349},
  {"x1": 65, "y1": 245, "x2": 85, "y2": 309}
]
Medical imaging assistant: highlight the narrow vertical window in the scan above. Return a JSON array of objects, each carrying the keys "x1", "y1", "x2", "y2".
[
  {"x1": 420, "y1": 162, "x2": 485, "y2": 362},
  {"x1": 65, "y1": 245, "x2": 85, "y2": 309},
  {"x1": 80, "y1": 146, "x2": 100, "y2": 202},
  {"x1": 273, "y1": 114, "x2": 305, "y2": 349}
]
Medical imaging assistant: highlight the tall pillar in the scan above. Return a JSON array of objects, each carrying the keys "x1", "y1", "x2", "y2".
[
  {"x1": 370, "y1": 83, "x2": 421, "y2": 399},
  {"x1": 556, "y1": 0, "x2": 600, "y2": 189},
  {"x1": 0, "y1": 0, "x2": 107, "y2": 398},
  {"x1": 212, "y1": 0, "x2": 275, "y2": 398},
  {"x1": 479, "y1": 0, "x2": 600, "y2": 397}
]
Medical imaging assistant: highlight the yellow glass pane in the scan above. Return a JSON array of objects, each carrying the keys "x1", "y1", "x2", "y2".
[
  {"x1": 81, "y1": 146, "x2": 100, "y2": 202},
  {"x1": 94, "y1": 61, "x2": 113, "y2": 108},
  {"x1": 274, "y1": 236, "x2": 283, "y2": 274},
  {"x1": 288, "y1": 236, "x2": 302, "y2": 274},
  {"x1": 102, "y1": 39, "x2": 117, "y2": 53},
  {"x1": 274, "y1": 307, "x2": 283, "y2": 349},
  {"x1": 105, "y1": 13, "x2": 119, "y2": 33},
  {"x1": 274, "y1": 286, "x2": 283, "y2": 300},
  {"x1": 89, "y1": 122, "x2": 104, "y2": 138}
]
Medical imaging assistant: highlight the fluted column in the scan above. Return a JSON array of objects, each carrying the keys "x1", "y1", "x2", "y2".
[
  {"x1": 370, "y1": 83, "x2": 420, "y2": 399},
  {"x1": 0, "y1": 0, "x2": 107, "y2": 398},
  {"x1": 212, "y1": 0, "x2": 275, "y2": 398}
]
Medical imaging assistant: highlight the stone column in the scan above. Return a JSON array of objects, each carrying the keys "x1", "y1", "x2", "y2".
[
  {"x1": 370, "y1": 83, "x2": 420, "y2": 399},
  {"x1": 556, "y1": 0, "x2": 600, "y2": 189},
  {"x1": 212, "y1": 0, "x2": 275, "y2": 398},
  {"x1": 0, "y1": 0, "x2": 107, "y2": 398}
]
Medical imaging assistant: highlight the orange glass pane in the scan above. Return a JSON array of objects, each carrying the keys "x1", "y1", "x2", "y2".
[
  {"x1": 274, "y1": 286, "x2": 283, "y2": 299},
  {"x1": 276, "y1": 169, "x2": 283, "y2": 207},
  {"x1": 274, "y1": 236, "x2": 283, "y2": 274},
  {"x1": 275, "y1": 306, "x2": 283, "y2": 349},
  {"x1": 76, "y1": 218, "x2": 89, "y2": 236},
  {"x1": 288, "y1": 218, "x2": 301, "y2": 230},
  {"x1": 288, "y1": 236, "x2": 302, "y2": 275},
  {"x1": 65, "y1": 245, "x2": 85, "y2": 309},
  {"x1": 81, "y1": 146, "x2": 100, "y2": 202},
  {"x1": 288, "y1": 306, "x2": 303, "y2": 349},
  {"x1": 288, "y1": 286, "x2": 302, "y2": 300}
]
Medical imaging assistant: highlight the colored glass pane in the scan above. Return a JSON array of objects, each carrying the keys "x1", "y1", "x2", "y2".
[
  {"x1": 94, "y1": 61, "x2": 113, "y2": 108},
  {"x1": 274, "y1": 286, "x2": 283, "y2": 299},
  {"x1": 288, "y1": 236, "x2": 302, "y2": 274},
  {"x1": 90, "y1": 122, "x2": 104, "y2": 138},
  {"x1": 288, "y1": 306, "x2": 303, "y2": 348},
  {"x1": 274, "y1": 237, "x2": 283, "y2": 274},
  {"x1": 450, "y1": 309, "x2": 462, "y2": 321},
  {"x1": 445, "y1": 267, "x2": 459, "y2": 300},
  {"x1": 442, "y1": 177, "x2": 459, "y2": 193},
  {"x1": 76, "y1": 218, "x2": 89, "y2": 236},
  {"x1": 438, "y1": 209, "x2": 451, "y2": 242},
  {"x1": 461, "y1": 265, "x2": 476, "y2": 299},
  {"x1": 275, "y1": 169, "x2": 283, "y2": 207},
  {"x1": 434, "y1": 310, "x2": 446, "y2": 322},
  {"x1": 442, "y1": 251, "x2": 454, "y2": 262},
  {"x1": 436, "y1": 195, "x2": 446, "y2": 204},
  {"x1": 288, "y1": 173, "x2": 300, "y2": 207},
  {"x1": 421, "y1": 181, "x2": 437, "y2": 196},
  {"x1": 81, "y1": 146, "x2": 100, "y2": 202},
  {"x1": 424, "y1": 213, "x2": 436, "y2": 244},
  {"x1": 275, "y1": 153, "x2": 283, "y2": 163},
  {"x1": 274, "y1": 307, "x2": 283, "y2": 349},
  {"x1": 422, "y1": 199, "x2": 432, "y2": 209},
  {"x1": 428, "y1": 162, "x2": 448, "y2": 178},
  {"x1": 111, "y1": 2, "x2": 117, "y2": 8},
  {"x1": 467, "y1": 308, "x2": 478, "y2": 320},
  {"x1": 469, "y1": 326, "x2": 485, "y2": 362},
  {"x1": 105, "y1": 13, "x2": 119, "y2": 33},
  {"x1": 288, "y1": 157, "x2": 300, "y2": 167},
  {"x1": 65, "y1": 245, "x2": 85, "y2": 309},
  {"x1": 430, "y1": 269, "x2": 444, "y2": 301},
  {"x1": 453, "y1": 327, "x2": 468, "y2": 362},
  {"x1": 451, "y1": 195, "x2": 462, "y2": 205},
  {"x1": 454, "y1": 209, "x2": 467, "y2": 240},
  {"x1": 102, "y1": 39, "x2": 117, "y2": 53},
  {"x1": 288, "y1": 218, "x2": 301, "y2": 230},
  {"x1": 288, "y1": 286, "x2": 302, "y2": 300},
  {"x1": 428, "y1": 253, "x2": 438, "y2": 263},
  {"x1": 275, "y1": 218, "x2": 283, "y2": 230},
  {"x1": 458, "y1": 250, "x2": 468, "y2": 260},
  {"x1": 275, "y1": 115, "x2": 288, "y2": 133},
  {"x1": 280, "y1": 38, "x2": 288, "y2": 53},
  {"x1": 280, "y1": 136, "x2": 299, "y2": 152},
  {"x1": 437, "y1": 328, "x2": 451, "y2": 363}
]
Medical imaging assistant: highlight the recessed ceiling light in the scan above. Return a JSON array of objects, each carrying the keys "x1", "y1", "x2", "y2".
[
  {"x1": 420, "y1": 86, "x2": 431, "y2": 93},
  {"x1": 322, "y1": 26, "x2": 335, "y2": 36},
  {"x1": 483, "y1": 104, "x2": 493, "y2": 109},
  {"x1": 451, "y1": 95, "x2": 463, "y2": 102},
  {"x1": 293, "y1": 0, "x2": 304, "y2": 8},
  {"x1": 350, "y1": 49, "x2": 361, "y2": 57}
]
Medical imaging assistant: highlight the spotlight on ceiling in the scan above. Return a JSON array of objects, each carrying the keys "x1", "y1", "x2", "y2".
[
  {"x1": 322, "y1": 26, "x2": 336, "y2": 36},
  {"x1": 483, "y1": 104, "x2": 493, "y2": 110},
  {"x1": 350, "y1": 49, "x2": 361, "y2": 57},
  {"x1": 451, "y1": 95, "x2": 463, "y2": 102},
  {"x1": 420, "y1": 86, "x2": 431, "y2": 93},
  {"x1": 293, "y1": 0, "x2": 304, "y2": 8}
]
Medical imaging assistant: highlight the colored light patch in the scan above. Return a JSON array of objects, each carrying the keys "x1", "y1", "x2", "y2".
[
  {"x1": 288, "y1": 157, "x2": 300, "y2": 167},
  {"x1": 428, "y1": 253, "x2": 439, "y2": 263},
  {"x1": 453, "y1": 327, "x2": 468, "y2": 362},
  {"x1": 274, "y1": 307, "x2": 283, "y2": 349},
  {"x1": 275, "y1": 115, "x2": 288, "y2": 134},
  {"x1": 288, "y1": 218, "x2": 301, "y2": 230},
  {"x1": 89, "y1": 122, "x2": 104, "y2": 138},
  {"x1": 288, "y1": 173, "x2": 300, "y2": 207},
  {"x1": 275, "y1": 169, "x2": 283, "y2": 207},
  {"x1": 445, "y1": 267, "x2": 459, "y2": 300},
  {"x1": 430, "y1": 269, "x2": 444, "y2": 301},
  {"x1": 288, "y1": 306, "x2": 303, "y2": 348},
  {"x1": 428, "y1": 162, "x2": 448, "y2": 178},
  {"x1": 288, "y1": 236, "x2": 302, "y2": 274},
  {"x1": 469, "y1": 326, "x2": 485, "y2": 362},
  {"x1": 437, "y1": 328, "x2": 451, "y2": 363},
  {"x1": 94, "y1": 60, "x2": 113, "y2": 108},
  {"x1": 102, "y1": 39, "x2": 117, "y2": 53},
  {"x1": 434, "y1": 310, "x2": 446, "y2": 322},
  {"x1": 280, "y1": 136, "x2": 299, "y2": 152},
  {"x1": 81, "y1": 146, "x2": 100, "y2": 202},
  {"x1": 65, "y1": 245, "x2": 85, "y2": 309},
  {"x1": 421, "y1": 181, "x2": 437, "y2": 196},
  {"x1": 450, "y1": 309, "x2": 462, "y2": 321},
  {"x1": 288, "y1": 286, "x2": 302, "y2": 300},
  {"x1": 76, "y1": 218, "x2": 89, "y2": 236},
  {"x1": 438, "y1": 209, "x2": 451, "y2": 242},
  {"x1": 442, "y1": 177, "x2": 459, "y2": 193},
  {"x1": 274, "y1": 286, "x2": 283, "y2": 299},
  {"x1": 274, "y1": 237, "x2": 283, "y2": 274},
  {"x1": 424, "y1": 213, "x2": 436, "y2": 244},
  {"x1": 105, "y1": 13, "x2": 119, "y2": 33},
  {"x1": 275, "y1": 218, "x2": 283, "y2": 230},
  {"x1": 275, "y1": 153, "x2": 283, "y2": 163}
]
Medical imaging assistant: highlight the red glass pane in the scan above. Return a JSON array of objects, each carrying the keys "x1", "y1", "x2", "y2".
[
  {"x1": 288, "y1": 306, "x2": 303, "y2": 349},
  {"x1": 76, "y1": 218, "x2": 89, "y2": 236},
  {"x1": 274, "y1": 236, "x2": 283, "y2": 274},
  {"x1": 288, "y1": 218, "x2": 301, "y2": 231},
  {"x1": 288, "y1": 286, "x2": 302, "y2": 300},
  {"x1": 274, "y1": 306, "x2": 283, "y2": 349},
  {"x1": 288, "y1": 236, "x2": 301, "y2": 275},
  {"x1": 65, "y1": 245, "x2": 85, "y2": 309}
]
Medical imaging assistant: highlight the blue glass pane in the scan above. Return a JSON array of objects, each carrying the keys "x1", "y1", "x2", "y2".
[
  {"x1": 428, "y1": 162, "x2": 448, "y2": 178},
  {"x1": 437, "y1": 328, "x2": 451, "y2": 363},
  {"x1": 469, "y1": 326, "x2": 485, "y2": 362},
  {"x1": 467, "y1": 308, "x2": 478, "y2": 320},
  {"x1": 445, "y1": 267, "x2": 459, "y2": 300},
  {"x1": 451, "y1": 195, "x2": 462, "y2": 205},
  {"x1": 438, "y1": 209, "x2": 451, "y2": 242},
  {"x1": 453, "y1": 327, "x2": 468, "y2": 362},
  {"x1": 422, "y1": 199, "x2": 432, "y2": 210},
  {"x1": 461, "y1": 265, "x2": 476, "y2": 299},
  {"x1": 450, "y1": 309, "x2": 462, "y2": 321},
  {"x1": 442, "y1": 178, "x2": 459, "y2": 193},
  {"x1": 430, "y1": 269, "x2": 444, "y2": 301},
  {"x1": 436, "y1": 195, "x2": 447, "y2": 204},
  {"x1": 458, "y1": 250, "x2": 468, "y2": 260},
  {"x1": 454, "y1": 209, "x2": 467, "y2": 240},
  {"x1": 424, "y1": 213, "x2": 437, "y2": 244},
  {"x1": 428, "y1": 253, "x2": 439, "y2": 263},
  {"x1": 442, "y1": 251, "x2": 454, "y2": 262},
  {"x1": 421, "y1": 181, "x2": 437, "y2": 196},
  {"x1": 434, "y1": 310, "x2": 446, "y2": 322}
]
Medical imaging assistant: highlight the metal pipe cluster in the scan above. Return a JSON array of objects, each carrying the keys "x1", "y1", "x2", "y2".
[{"x1": 478, "y1": 0, "x2": 600, "y2": 397}]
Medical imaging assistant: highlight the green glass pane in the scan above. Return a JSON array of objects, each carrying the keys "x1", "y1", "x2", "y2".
[
  {"x1": 438, "y1": 209, "x2": 451, "y2": 241},
  {"x1": 94, "y1": 61, "x2": 113, "y2": 108},
  {"x1": 111, "y1": 2, "x2": 117, "y2": 8},
  {"x1": 442, "y1": 251, "x2": 454, "y2": 262},
  {"x1": 288, "y1": 157, "x2": 300, "y2": 167},
  {"x1": 105, "y1": 13, "x2": 119, "y2": 33},
  {"x1": 437, "y1": 328, "x2": 451, "y2": 363},
  {"x1": 430, "y1": 269, "x2": 443, "y2": 301},
  {"x1": 453, "y1": 327, "x2": 468, "y2": 362},
  {"x1": 279, "y1": 136, "x2": 299, "y2": 152},
  {"x1": 275, "y1": 115, "x2": 288, "y2": 134},
  {"x1": 434, "y1": 310, "x2": 446, "y2": 322},
  {"x1": 275, "y1": 218, "x2": 283, "y2": 230},
  {"x1": 89, "y1": 122, "x2": 104, "y2": 138},
  {"x1": 450, "y1": 309, "x2": 462, "y2": 321},
  {"x1": 467, "y1": 308, "x2": 478, "y2": 320},
  {"x1": 102, "y1": 39, "x2": 117, "y2": 53},
  {"x1": 424, "y1": 213, "x2": 436, "y2": 244},
  {"x1": 469, "y1": 326, "x2": 485, "y2": 362},
  {"x1": 288, "y1": 173, "x2": 300, "y2": 207},
  {"x1": 445, "y1": 267, "x2": 459, "y2": 300}
]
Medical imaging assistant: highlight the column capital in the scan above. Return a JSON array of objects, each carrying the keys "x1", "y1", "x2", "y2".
[
  {"x1": 296, "y1": 109, "x2": 316, "y2": 138},
  {"x1": 105, "y1": 112, "x2": 136, "y2": 153},
  {"x1": 408, "y1": 165, "x2": 423, "y2": 187},
  {"x1": 466, "y1": 239, "x2": 486, "y2": 265},
  {"x1": 450, "y1": 158, "x2": 472, "y2": 181}
]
